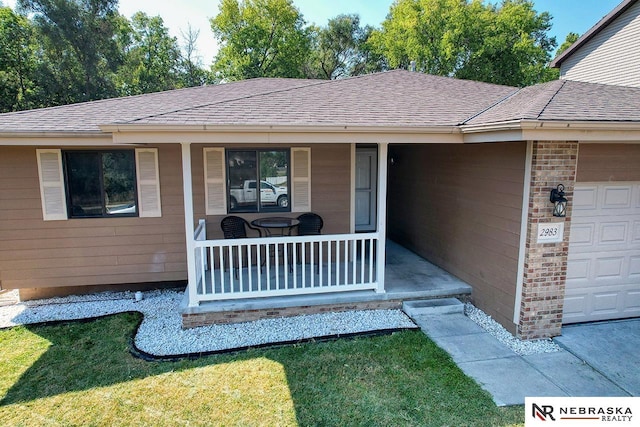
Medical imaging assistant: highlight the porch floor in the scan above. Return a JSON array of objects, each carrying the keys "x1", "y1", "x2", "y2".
[{"x1": 181, "y1": 241, "x2": 472, "y2": 316}]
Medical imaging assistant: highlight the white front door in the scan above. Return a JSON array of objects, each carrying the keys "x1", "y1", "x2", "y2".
[
  {"x1": 564, "y1": 182, "x2": 640, "y2": 323},
  {"x1": 355, "y1": 148, "x2": 377, "y2": 232}
]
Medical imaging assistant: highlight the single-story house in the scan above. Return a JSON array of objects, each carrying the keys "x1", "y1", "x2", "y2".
[{"x1": 1, "y1": 68, "x2": 639, "y2": 340}]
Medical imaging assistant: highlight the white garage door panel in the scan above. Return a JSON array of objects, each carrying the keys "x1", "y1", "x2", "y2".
[
  {"x1": 564, "y1": 286, "x2": 640, "y2": 323},
  {"x1": 565, "y1": 182, "x2": 640, "y2": 324}
]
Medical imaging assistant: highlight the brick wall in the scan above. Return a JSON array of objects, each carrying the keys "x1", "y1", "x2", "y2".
[
  {"x1": 183, "y1": 300, "x2": 403, "y2": 328},
  {"x1": 518, "y1": 141, "x2": 578, "y2": 339}
]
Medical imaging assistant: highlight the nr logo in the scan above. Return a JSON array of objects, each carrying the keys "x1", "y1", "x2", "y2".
[{"x1": 533, "y1": 403, "x2": 556, "y2": 421}]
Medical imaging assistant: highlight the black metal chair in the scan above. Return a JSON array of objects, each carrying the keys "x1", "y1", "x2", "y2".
[
  {"x1": 293, "y1": 213, "x2": 324, "y2": 272},
  {"x1": 220, "y1": 216, "x2": 262, "y2": 278},
  {"x1": 295, "y1": 212, "x2": 323, "y2": 236},
  {"x1": 221, "y1": 215, "x2": 262, "y2": 239}
]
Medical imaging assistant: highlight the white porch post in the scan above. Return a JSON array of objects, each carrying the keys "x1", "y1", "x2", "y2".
[
  {"x1": 376, "y1": 142, "x2": 388, "y2": 293},
  {"x1": 181, "y1": 142, "x2": 198, "y2": 307}
]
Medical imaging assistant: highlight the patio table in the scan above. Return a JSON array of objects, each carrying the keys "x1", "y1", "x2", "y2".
[{"x1": 251, "y1": 217, "x2": 300, "y2": 237}]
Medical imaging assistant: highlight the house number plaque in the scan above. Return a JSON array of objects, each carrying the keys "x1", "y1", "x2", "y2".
[{"x1": 537, "y1": 222, "x2": 564, "y2": 243}]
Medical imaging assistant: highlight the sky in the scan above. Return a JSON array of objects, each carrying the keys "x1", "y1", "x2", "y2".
[{"x1": 4, "y1": 0, "x2": 625, "y2": 67}]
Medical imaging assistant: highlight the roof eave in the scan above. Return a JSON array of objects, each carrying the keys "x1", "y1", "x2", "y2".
[
  {"x1": 102, "y1": 123, "x2": 465, "y2": 145},
  {"x1": 461, "y1": 119, "x2": 640, "y2": 142},
  {"x1": 100, "y1": 123, "x2": 462, "y2": 134},
  {"x1": 0, "y1": 131, "x2": 112, "y2": 146}
]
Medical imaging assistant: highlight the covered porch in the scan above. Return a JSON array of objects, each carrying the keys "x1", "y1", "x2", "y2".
[
  {"x1": 175, "y1": 140, "x2": 470, "y2": 327},
  {"x1": 179, "y1": 142, "x2": 395, "y2": 313}
]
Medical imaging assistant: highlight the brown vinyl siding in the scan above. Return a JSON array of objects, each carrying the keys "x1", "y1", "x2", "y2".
[
  {"x1": 0, "y1": 145, "x2": 187, "y2": 295},
  {"x1": 195, "y1": 144, "x2": 351, "y2": 238},
  {"x1": 387, "y1": 142, "x2": 526, "y2": 332},
  {"x1": 576, "y1": 143, "x2": 640, "y2": 182}
]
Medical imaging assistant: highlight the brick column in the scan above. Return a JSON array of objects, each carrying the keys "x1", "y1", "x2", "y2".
[{"x1": 517, "y1": 141, "x2": 578, "y2": 340}]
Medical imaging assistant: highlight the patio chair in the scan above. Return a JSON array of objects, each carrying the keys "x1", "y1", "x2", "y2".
[
  {"x1": 220, "y1": 216, "x2": 262, "y2": 278},
  {"x1": 295, "y1": 212, "x2": 323, "y2": 236},
  {"x1": 293, "y1": 213, "x2": 324, "y2": 272}
]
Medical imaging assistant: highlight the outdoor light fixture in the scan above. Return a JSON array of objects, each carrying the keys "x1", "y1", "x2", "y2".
[{"x1": 550, "y1": 184, "x2": 568, "y2": 217}]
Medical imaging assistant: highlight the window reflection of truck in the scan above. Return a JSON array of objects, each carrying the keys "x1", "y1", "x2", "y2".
[{"x1": 229, "y1": 180, "x2": 288, "y2": 209}]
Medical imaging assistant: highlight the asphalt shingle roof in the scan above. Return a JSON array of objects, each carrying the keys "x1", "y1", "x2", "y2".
[
  {"x1": 2, "y1": 70, "x2": 640, "y2": 135},
  {"x1": 0, "y1": 77, "x2": 322, "y2": 133},
  {"x1": 125, "y1": 70, "x2": 517, "y2": 127},
  {"x1": 465, "y1": 79, "x2": 640, "y2": 125}
]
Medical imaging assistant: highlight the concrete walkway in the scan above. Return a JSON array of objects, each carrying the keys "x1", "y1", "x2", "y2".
[{"x1": 404, "y1": 300, "x2": 637, "y2": 406}]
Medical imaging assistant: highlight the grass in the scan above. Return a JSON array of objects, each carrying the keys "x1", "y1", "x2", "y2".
[{"x1": 0, "y1": 313, "x2": 524, "y2": 426}]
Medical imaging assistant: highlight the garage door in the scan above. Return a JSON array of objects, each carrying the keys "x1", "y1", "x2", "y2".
[{"x1": 564, "y1": 183, "x2": 640, "y2": 324}]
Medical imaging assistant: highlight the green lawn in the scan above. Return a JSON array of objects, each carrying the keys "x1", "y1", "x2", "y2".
[{"x1": 0, "y1": 313, "x2": 523, "y2": 426}]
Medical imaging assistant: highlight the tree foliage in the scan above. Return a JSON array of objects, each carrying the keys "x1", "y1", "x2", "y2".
[
  {"x1": 557, "y1": 31, "x2": 580, "y2": 56},
  {"x1": 0, "y1": 0, "x2": 566, "y2": 113},
  {"x1": 0, "y1": 6, "x2": 37, "y2": 112},
  {"x1": 116, "y1": 12, "x2": 182, "y2": 95},
  {"x1": 18, "y1": 0, "x2": 123, "y2": 102},
  {"x1": 178, "y1": 24, "x2": 214, "y2": 87},
  {"x1": 370, "y1": 0, "x2": 558, "y2": 86},
  {"x1": 304, "y1": 14, "x2": 374, "y2": 80},
  {"x1": 210, "y1": 0, "x2": 311, "y2": 80}
]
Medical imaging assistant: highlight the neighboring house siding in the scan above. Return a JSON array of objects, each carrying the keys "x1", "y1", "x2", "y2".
[
  {"x1": 387, "y1": 142, "x2": 526, "y2": 333},
  {"x1": 0, "y1": 145, "x2": 187, "y2": 297},
  {"x1": 560, "y1": 1, "x2": 640, "y2": 87},
  {"x1": 192, "y1": 144, "x2": 351, "y2": 238},
  {"x1": 576, "y1": 143, "x2": 640, "y2": 182}
]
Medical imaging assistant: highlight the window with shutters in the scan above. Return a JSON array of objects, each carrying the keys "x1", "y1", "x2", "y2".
[
  {"x1": 63, "y1": 150, "x2": 138, "y2": 218},
  {"x1": 226, "y1": 149, "x2": 290, "y2": 213}
]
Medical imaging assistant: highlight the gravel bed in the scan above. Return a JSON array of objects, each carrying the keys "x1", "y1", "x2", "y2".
[
  {"x1": 0, "y1": 289, "x2": 416, "y2": 357},
  {"x1": 464, "y1": 303, "x2": 561, "y2": 355}
]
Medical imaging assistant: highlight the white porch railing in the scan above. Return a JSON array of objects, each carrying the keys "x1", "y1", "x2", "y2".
[{"x1": 190, "y1": 220, "x2": 381, "y2": 304}]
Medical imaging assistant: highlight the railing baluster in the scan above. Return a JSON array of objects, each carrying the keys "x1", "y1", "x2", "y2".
[
  {"x1": 335, "y1": 240, "x2": 340, "y2": 286},
  {"x1": 343, "y1": 239, "x2": 348, "y2": 285},
  {"x1": 351, "y1": 239, "x2": 358, "y2": 285},
  {"x1": 218, "y1": 246, "x2": 224, "y2": 294},
  {"x1": 229, "y1": 246, "x2": 235, "y2": 294},
  {"x1": 301, "y1": 242, "x2": 305, "y2": 289},
  {"x1": 319, "y1": 240, "x2": 323, "y2": 286},
  {"x1": 328, "y1": 240, "x2": 332, "y2": 287},
  {"x1": 247, "y1": 243, "x2": 253, "y2": 292},
  {"x1": 310, "y1": 241, "x2": 314, "y2": 288},
  {"x1": 209, "y1": 246, "x2": 215, "y2": 295},
  {"x1": 238, "y1": 244, "x2": 244, "y2": 293},
  {"x1": 266, "y1": 243, "x2": 271, "y2": 290},
  {"x1": 199, "y1": 246, "x2": 206, "y2": 294},
  {"x1": 292, "y1": 242, "x2": 297, "y2": 289},
  {"x1": 369, "y1": 238, "x2": 374, "y2": 283},
  {"x1": 257, "y1": 243, "x2": 262, "y2": 291}
]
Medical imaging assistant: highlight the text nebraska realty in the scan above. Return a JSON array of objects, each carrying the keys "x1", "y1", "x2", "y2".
[
  {"x1": 537, "y1": 403, "x2": 633, "y2": 422},
  {"x1": 562, "y1": 406, "x2": 632, "y2": 422}
]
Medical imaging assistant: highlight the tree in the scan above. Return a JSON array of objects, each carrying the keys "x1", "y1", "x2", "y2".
[
  {"x1": 18, "y1": 0, "x2": 123, "y2": 103},
  {"x1": 178, "y1": 24, "x2": 213, "y2": 87},
  {"x1": 557, "y1": 31, "x2": 580, "y2": 56},
  {"x1": 210, "y1": 0, "x2": 311, "y2": 80},
  {"x1": 456, "y1": 0, "x2": 558, "y2": 86},
  {"x1": 304, "y1": 14, "x2": 371, "y2": 80},
  {"x1": 370, "y1": 0, "x2": 557, "y2": 86},
  {"x1": 0, "y1": 6, "x2": 37, "y2": 112},
  {"x1": 116, "y1": 12, "x2": 181, "y2": 95}
]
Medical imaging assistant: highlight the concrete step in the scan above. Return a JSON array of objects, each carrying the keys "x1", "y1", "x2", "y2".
[{"x1": 403, "y1": 298, "x2": 464, "y2": 317}]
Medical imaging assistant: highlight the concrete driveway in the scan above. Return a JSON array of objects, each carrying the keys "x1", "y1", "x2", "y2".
[{"x1": 554, "y1": 318, "x2": 640, "y2": 396}]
